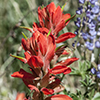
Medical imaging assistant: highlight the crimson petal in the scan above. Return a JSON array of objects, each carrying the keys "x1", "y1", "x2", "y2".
[
  {"x1": 45, "y1": 94, "x2": 73, "y2": 100},
  {"x1": 28, "y1": 56, "x2": 43, "y2": 68},
  {"x1": 41, "y1": 88, "x2": 54, "y2": 95},
  {"x1": 11, "y1": 69, "x2": 34, "y2": 79},
  {"x1": 50, "y1": 65, "x2": 71, "y2": 75},
  {"x1": 58, "y1": 57, "x2": 79, "y2": 66},
  {"x1": 56, "y1": 32, "x2": 76, "y2": 43}
]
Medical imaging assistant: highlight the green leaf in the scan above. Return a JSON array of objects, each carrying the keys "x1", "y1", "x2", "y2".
[
  {"x1": 92, "y1": 92, "x2": 100, "y2": 100},
  {"x1": 19, "y1": 26, "x2": 33, "y2": 32},
  {"x1": 10, "y1": 54, "x2": 26, "y2": 63},
  {"x1": 22, "y1": 32, "x2": 28, "y2": 39},
  {"x1": 55, "y1": 44, "x2": 66, "y2": 51},
  {"x1": 61, "y1": 3, "x2": 66, "y2": 11},
  {"x1": 70, "y1": 93, "x2": 79, "y2": 100},
  {"x1": 90, "y1": 89, "x2": 95, "y2": 98},
  {"x1": 65, "y1": 14, "x2": 76, "y2": 23},
  {"x1": 80, "y1": 80, "x2": 87, "y2": 87},
  {"x1": 47, "y1": 29, "x2": 51, "y2": 36},
  {"x1": 86, "y1": 75, "x2": 89, "y2": 85}
]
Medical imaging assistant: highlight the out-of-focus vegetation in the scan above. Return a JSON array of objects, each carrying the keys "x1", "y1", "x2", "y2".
[{"x1": 0, "y1": 0, "x2": 78, "y2": 99}]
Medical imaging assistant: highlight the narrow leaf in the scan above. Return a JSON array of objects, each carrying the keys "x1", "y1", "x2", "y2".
[
  {"x1": 10, "y1": 54, "x2": 27, "y2": 63},
  {"x1": 65, "y1": 14, "x2": 76, "y2": 23},
  {"x1": 47, "y1": 29, "x2": 51, "y2": 36},
  {"x1": 22, "y1": 32, "x2": 28, "y2": 39},
  {"x1": 19, "y1": 26, "x2": 33, "y2": 33},
  {"x1": 61, "y1": 3, "x2": 67, "y2": 11}
]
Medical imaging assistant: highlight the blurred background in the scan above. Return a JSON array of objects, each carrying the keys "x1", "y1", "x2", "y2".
[{"x1": 0, "y1": 0, "x2": 78, "y2": 99}]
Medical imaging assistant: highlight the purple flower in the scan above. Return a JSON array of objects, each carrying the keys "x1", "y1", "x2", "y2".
[
  {"x1": 87, "y1": 5, "x2": 92, "y2": 10},
  {"x1": 97, "y1": 30, "x2": 100, "y2": 36},
  {"x1": 91, "y1": 67, "x2": 96, "y2": 74},
  {"x1": 88, "y1": 20, "x2": 96, "y2": 29},
  {"x1": 85, "y1": 41, "x2": 94, "y2": 50},
  {"x1": 82, "y1": 32, "x2": 89, "y2": 40},
  {"x1": 90, "y1": 13, "x2": 96, "y2": 19},
  {"x1": 89, "y1": 0, "x2": 98, "y2": 5},
  {"x1": 74, "y1": 30, "x2": 78, "y2": 35},
  {"x1": 76, "y1": 6, "x2": 83, "y2": 15},
  {"x1": 79, "y1": 0, "x2": 85, "y2": 4},
  {"x1": 92, "y1": 5, "x2": 99, "y2": 14},
  {"x1": 77, "y1": 42, "x2": 80, "y2": 47},
  {"x1": 96, "y1": 71, "x2": 100, "y2": 78},
  {"x1": 89, "y1": 29, "x2": 97, "y2": 36},
  {"x1": 97, "y1": 15, "x2": 100, "y2": 22},
  {"x1": 88, "y1": 43, "x2": 94, "y2": 50},
  {"x1": 95, "y1": 41, "x2": 100, "y2": 48},
  {"x1": 75, "y1": 21, "x2": 81, "y2": 27},
  {"x1": 97, "y1": 64, "x2": 100, "y2": 71},
  {"x1": 85, "y1": 41, "x2": 90, "y2": 47},
  {"x1": 86, "y1": 10, "x2": 91, "y2": 18}
]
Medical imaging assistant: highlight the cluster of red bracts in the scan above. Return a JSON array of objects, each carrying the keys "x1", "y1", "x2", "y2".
[{"x1": 11, "y1": 2, "x2": 79, "y2": 100}]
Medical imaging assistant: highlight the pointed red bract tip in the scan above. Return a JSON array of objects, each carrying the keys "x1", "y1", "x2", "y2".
[
  {"x1": 56, "y1": 32, "x2": 76, "y2": 43},
  {"x1": 45, "y1": 94, "x2": 73, "y2": 100},
  {"x1": 41, "y1": 88, "x2": 54, "y2": 95}
]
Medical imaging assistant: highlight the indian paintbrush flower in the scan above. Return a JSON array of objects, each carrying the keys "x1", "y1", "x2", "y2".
[{"x1": 11, "y1": 2, "x2": 78, "y2": 100}]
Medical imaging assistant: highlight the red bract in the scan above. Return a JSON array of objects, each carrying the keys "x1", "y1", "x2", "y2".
[
  {"x1": 41, "y1": 88, "x2": 54, "y2": 95},
  {"x1": 55, "y1": 32, "x2": 76, "y2": 43},
  {"x1": 38, "y1": 2, "x2": 71, "y2": 36},
  {"x1": 56, "y1": 57, "x2": 79, "y2": 66},
  {"x1": 16, "y1": 92, "x2": 26, "y2": 100},
  {"x1": 50, "y1": 65, "x2": 71, "y2": 75},
  {"x1": 11, "y1": 69, "x2": 37, "y2": 89},
  {"x1": 45, "y1": 94, "x2": 73, "y2": 100}
]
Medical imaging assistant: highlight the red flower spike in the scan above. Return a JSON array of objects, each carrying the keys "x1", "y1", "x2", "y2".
[
  {"x1": 41, "y1": 88, "x2": 54, "y2": 95},
  {"x1": 45, "y1": 94, "x2": 73, "y2": 100},
  {"x1": 38, "y1": 2, "x2": 72, "y2": 36},
  {"x1": 28, "y1": 56, "x2": 43, "y2": 68},
  {"x1": 50, "y1": 65, "x2": 71, "y2": 75},
  {"x1": 56, "y1": 32, "x2": 76, "y2": 43}
]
